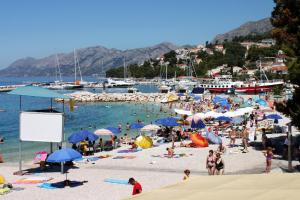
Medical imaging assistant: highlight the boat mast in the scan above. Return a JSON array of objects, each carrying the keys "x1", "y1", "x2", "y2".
[
  {"x1": 73, "y1": 49, "x2": 77, "y2": 81},
  {"x1": 123, "y1": 56, "x2": 126, "y2": 80},
  {"x1": 55, "y1": 54, "x2": 62, "y2": 82}
]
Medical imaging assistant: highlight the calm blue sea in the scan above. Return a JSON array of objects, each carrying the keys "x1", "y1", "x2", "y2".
[{"x1": 0, "y1": 76, "x2": 168, "y2": 162}]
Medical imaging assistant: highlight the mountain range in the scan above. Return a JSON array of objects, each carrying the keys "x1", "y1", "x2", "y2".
[
  {"x1": 0, "y1": 42, "x2": 178, "y2": 77},
  {"x1": 0, "y1": 18, "x2": 273, "y2": 77},
  {"x1": 212, "y1": 18, "x2": 273, "y2": 43}
]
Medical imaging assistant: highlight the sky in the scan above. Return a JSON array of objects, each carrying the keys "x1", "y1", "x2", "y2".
[{"x1": 0, "y1": 0, "x2": 275, "y2": 68}]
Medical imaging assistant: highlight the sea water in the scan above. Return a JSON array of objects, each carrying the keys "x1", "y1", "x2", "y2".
[{"x1": 0, "y1": 76, "x2": 169, "y2": 162}]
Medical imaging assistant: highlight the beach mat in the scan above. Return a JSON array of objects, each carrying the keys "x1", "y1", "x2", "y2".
[
  {"x1": 38, "y1": 181, "x2": 84, "y2": 189},
  {"x1": 117, "y1": 149, "x2": 142, "y2": 153},
  {"x1": 104, "y1": 179, "x2": 129, "y2": 185},
  {"x1": 112, "y1": 155, "x2": 136, "y2": 159},
  {"x1": 14, "y1": 177, "x2": 52, "y2": 184}
]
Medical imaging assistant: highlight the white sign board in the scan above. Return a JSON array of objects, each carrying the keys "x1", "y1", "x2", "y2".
[{"x1": 20, "y1": 111, "x2": 64, "y2": 142}]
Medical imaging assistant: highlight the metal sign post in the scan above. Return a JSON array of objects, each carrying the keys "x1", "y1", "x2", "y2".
[{"x1": 288, "y1": 123, "x2": 292, "y2": 171}]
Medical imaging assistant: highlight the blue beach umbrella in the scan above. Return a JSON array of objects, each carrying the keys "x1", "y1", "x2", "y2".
[
  {"x1": 106, "y1": 127, "x2": 121, "y2": 134},
  {"x1": 47, "y1": 148, "x2": 82, "y2": 163},
  {"x1": 130, "y1": 123, "x2": 145, "y2": 129},
  {"x1": 215, "y1": 116, "x2": 232, "y2": 122},
  {"x1": 68, "y1": 130, "x2": 99, "y2": 144},
  {"x1": 47, "y1": 148, "x2": 82, "y2": 183},
  {"x1": 191, "y1": 119, "x2": 206, "y2": 129},
  {"x1": 266, "y1": 114, "x2": 282, "y2": 120},
  {"x1": 231, "y1": 117, "x2": 244, "y2": 125},
  {"x1": 256, "y1": 99, "x2": 268, "y2": 107},
  {"x1": 155, "y1": 117, "x2": 179, "y2": 127}
]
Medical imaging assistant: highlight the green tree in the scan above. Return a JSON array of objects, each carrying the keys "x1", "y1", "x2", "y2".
[{"x1": 271, "y1": 0, "x2": 300, "y2": 128}]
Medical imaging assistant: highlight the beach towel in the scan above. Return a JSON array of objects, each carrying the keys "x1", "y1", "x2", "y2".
[
  {"x1": 117, "y1": 149, "x2": 142, "y2": 153},
  {"x1": 14, "y1": 177, "x2": 52, "y2": 184},
  {"x1": 0, "y1": 188, "x2": 10, "y2": 195},
  {"x1": 112, "y1": 155, "x2": 136, "y2": 159},
  {"x1": 104, "y1": 179, "x2": 129, "y2": 185},
  {"x1": 38, "y1": 183, "x2": 60, "y2": 189}
]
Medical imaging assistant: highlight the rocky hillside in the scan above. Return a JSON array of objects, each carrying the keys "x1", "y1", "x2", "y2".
[
  {"x1": 212, "y1": 18, "x2": 273, "y2": 43},
  {"x1": 0, "y1": 42, "x2": 178, "y2": 77}
]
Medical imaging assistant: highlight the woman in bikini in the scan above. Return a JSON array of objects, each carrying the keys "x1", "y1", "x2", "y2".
[
  {"x1": 206, "y1": 150, "x2": 215, "y2": 175},
  {"x1": 215, "y1": 153, "x2": 225, "y2": 175}
]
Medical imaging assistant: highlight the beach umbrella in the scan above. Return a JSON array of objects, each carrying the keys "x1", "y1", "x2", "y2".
[
  {"x1": 130, "y1": 123, "x2": 145, "y2": 129},
  {"x1": 68, "y1": 130, "x2": 99, "y2": 144},
  {"x1": 94, "y1": 129, "x2": 114, "y2": 136},
  {"x1": 191, "y1": 119, "x2": 206, "y2": 129},
  {"x1": 141, "y1": 124, "x2": 161, "y2": 132},
  {"x1": 47, "y1": 148, "x2": 82, "y2": 163},
  {"x1": 256, "y1": 99, "x2": 268, "y2": 107},
  {"x1": 204, "y1": 111, "x2": 222, "y2": 118},
  {"x1": 47, "y1": 148, "x2": 82, "y2": 184},
  {"x1": 231, "y1": 117, "x2": 244, "y2": 125},
  {"x1": 215, "y1": 116, "x2": 232, "y2": 122},
  {"x1": 134, "y1": 135, "x2": 153, "y2": 149},
  {"x1": 193, "y1": 113, "x2": 206, "y2": 120},
  {"x1": 106, "y1": 127, "x2": 121, "y2": 134},
  {"x1": 174, "y1": 108, "x2": 193, "y2": 116},
  {"x1": 266, "y1": 114, "x2": 282, "y2": 120},
  {"x1": 34, "y1": 151, "x2": 48, "y2": 162},
  {"x1": 155, "y1": 117, "x2": 179, "y2": 127}
]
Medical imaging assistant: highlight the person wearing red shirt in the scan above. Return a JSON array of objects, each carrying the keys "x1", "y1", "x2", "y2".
[{"x1": 128, "y1": 178, "x2": 142, "y2": 195}]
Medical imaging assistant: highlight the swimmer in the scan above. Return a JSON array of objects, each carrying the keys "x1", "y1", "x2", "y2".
[{"x1": 0, "y1": 137, "x2": 4, "y2": 144}]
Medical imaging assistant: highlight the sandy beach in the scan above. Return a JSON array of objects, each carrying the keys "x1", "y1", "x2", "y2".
[{"x1": 1, "y1": 135, "x2": 293, "y2": 200}]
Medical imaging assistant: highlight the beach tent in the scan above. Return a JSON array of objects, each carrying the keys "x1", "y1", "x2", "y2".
[
  {"x1": 155, "y1": 117, "x2": 179, "y2": 127},
  {"x1": 134, "y1": 135, "x2": 153, "y2": 149},
  {"x1": 126, "y1": 174, "x2": 300, "y2": 200}
]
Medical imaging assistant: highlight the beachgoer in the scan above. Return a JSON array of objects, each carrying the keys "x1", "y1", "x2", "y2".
[
  {"x1": 183, "y1": 169, "x2": 190, "y2": 180},
  {"x1": 206, "y1": 150, "x2": 215, "y2": 175},
  {"x1": 0, "y1": 154, "x2": 3, "y2": 163},
  {"x1": 126, "y1": 123, "x2": 130, "y2": 131},
  {"x1": 118, "y1": 123, "x2": 122, "y2": 131},
  {"x1": 128, "y1": 178, "x2": 142, "y2": 195},
  {"x1": 261, "y1": 128, "x2": 267, "y2": 150},
  {"x1": 229, "y1": 128, "x2": 236, "y2": 147},
  {"x1": 265, "y1": 147, "x2": 273, "y2": 173},
  {"x1": 216, "y1": 143, "x2": 226, "y2": 154},
  {"x1": 215, "y1": 153, "x2": 225, "y2": 175},
  {"x1": 282, "y1": 132, "x2": 289, "y2": 159},
  {"x1": 99, "y1": 138, "x2": 103, "y2": 152},
  {"x1": 0, "y1": 136, "x2": 4, "y2": 144},
  {"x1": 241, "y1": 126, "x2": 249, "y2": 153},
  {"x1": 166, "y1": 147, "x2": 174, "y2": 158}
]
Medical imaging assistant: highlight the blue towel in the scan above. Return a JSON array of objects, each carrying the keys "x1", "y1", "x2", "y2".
[
  {"x1": 104, "y1": 179, "x2": 129, "y2": 185},
  {"x1": 38, "y1": 183, "x2": 59, "y2": 189}
]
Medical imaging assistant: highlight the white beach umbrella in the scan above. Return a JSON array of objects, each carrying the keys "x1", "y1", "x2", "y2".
[
  {"x1": 94, "y1": 129, "x2": 114, "y2": 136},
  {"x1": 141, "y1": 124, "x2": 161, "y2": 132},
  {"x1": 174, "y1": 108, "x2": 193, "y2": 116},
  {"x1": 194, "y1": 113, "x2": 206, "y2": 119},
  {"x1": 204, "y1": 111, "x2": 222, "y2": 118}
]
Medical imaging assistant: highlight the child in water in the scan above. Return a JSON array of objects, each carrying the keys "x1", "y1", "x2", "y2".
[{"x1": 183, "y1": 169, "x2": 190, "y2": 180}]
